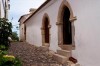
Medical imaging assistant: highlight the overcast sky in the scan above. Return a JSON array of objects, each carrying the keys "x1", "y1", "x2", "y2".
[{"x1": 8, "y1": 0, "x2": 46, "y2": 33}]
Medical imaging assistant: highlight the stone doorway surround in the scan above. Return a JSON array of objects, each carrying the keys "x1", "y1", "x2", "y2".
[
  {"x1": 41, "y1": 13, "x2": 51, "y2": 47},
  {"x1": 53, "y1": 1, "x2": 79, "y2": 66},
  {"x1": 56, "y1": 0, "x2": 77, "y2": 50}
]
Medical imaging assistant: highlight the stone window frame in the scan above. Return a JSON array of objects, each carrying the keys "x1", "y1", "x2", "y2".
[
  {"x1": 41, "y1": 13, "x2": 51, "y2": 47},
  {"x1": 56, "y1": 0, "x2": 77, "y2": 50}
]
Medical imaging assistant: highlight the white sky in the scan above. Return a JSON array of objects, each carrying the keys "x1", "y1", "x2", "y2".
[{"x1": 8, "y1": 0, "x2": 46, "y2": 32}]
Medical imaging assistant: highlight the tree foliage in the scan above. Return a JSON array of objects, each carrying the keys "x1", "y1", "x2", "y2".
[
  {"x1": 0, "y1": 18, "x2": 12, "y2": 48},
  {"x1": 11, "y1": 32, "x2": 19, "y2": 41}
]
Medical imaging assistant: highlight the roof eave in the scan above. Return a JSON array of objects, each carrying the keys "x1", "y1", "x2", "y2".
[{"x1": 24, "y1": 0, "x2": 51, "y2": 23}]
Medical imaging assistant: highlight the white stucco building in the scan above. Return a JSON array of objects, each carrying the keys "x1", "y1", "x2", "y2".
[
  {"x1": 18, "y1": 8, "x2": 36, "y2": 41},
  {"x1": 19, "y1": 0, "x2": 100, "y2": 66},
  {"x1": 18, "y1": 14, "x2": 30, "y2": 41},
  {"x1": 0, "y1": 0, "x2": 10, "y2": 18}
]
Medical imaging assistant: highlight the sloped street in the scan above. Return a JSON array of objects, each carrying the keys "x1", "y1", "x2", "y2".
[{"x1": 8, "y1": 42, "x2": 61, "y2": 66}]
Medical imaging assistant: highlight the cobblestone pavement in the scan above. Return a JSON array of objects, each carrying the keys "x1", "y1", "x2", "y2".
[{"x1": 8, "y1": 42, "x2": 62, "y2": 66}]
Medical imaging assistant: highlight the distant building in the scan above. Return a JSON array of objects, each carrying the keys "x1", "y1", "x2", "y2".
[
  {"x1": 19, "y1": 0, "x2": 100, "y2": 66},
  {"x1": 0, "y1": 0, "x2": 10, "y2": 19},
  {"x1": 18, "y1": 8, "x2": 36, "y2": 41}
]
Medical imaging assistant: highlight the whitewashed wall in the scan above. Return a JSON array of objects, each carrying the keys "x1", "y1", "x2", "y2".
[
  {"x1": 68, "y1": 0, "x2": 100, "y2": 66},
  {"x1": 25, "y1": 0, "x2": 100, "y2": 66},
  {"x1": 0, "y1": 0, "x2": 9, "y2": 18},
  {"x1": 25, "y1": 0, "x2": 62, "y2": 50},
  {"x1": 19, "y1": 24, "x2": 24, "y2": 41},
  {"x1": 0, "y1": 0, "x2": 5, "y2": 18},
  {"x1": 19, "y1": 15, "x2": 30, "y2": 41},
  {"x1": 19, "y1": 17, "x2": 25, "y2": 41}
]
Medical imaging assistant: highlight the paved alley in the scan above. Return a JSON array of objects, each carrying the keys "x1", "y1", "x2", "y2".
[{"x1": 8, "y1": 42, "x2": 62, "y2": 66}]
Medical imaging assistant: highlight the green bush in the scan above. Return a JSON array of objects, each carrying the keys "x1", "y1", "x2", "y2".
[
  {"x1": 0, "y1": 45, "x2": 8, "y2": 50},
  {"x1": 0, "y1": 18, "x2": 22, "y2": 66},
  {"x1": 0, "y1": 54, "x2": 22, "y2": 66},
  {"x1": 0, "y1": 18, "x2": 12, "y2": 49},
  {"x1": 11, "y1": 31, "x2": 19, "y2": 41},
  {"x1": 0, "y1": 50, "x2": 8, "y2": 56},
  {"x1": 0, "y1": 49, "x2": 22, "y2": 66},
  {"x1": 13, "y1": 57, "x2": 22, "y2": 66}
]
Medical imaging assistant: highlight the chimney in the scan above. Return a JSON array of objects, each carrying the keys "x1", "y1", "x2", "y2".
[{"x1": 29, "y1": 8, "x2": 36, "y2": 14}]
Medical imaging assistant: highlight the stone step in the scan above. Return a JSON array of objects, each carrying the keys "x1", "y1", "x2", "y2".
[
  {"x1": 70, "y1": 64, "x2": 80, "y2": 66},
  {"x1": 39, "y1": 46, "x2": 49, "y2": 51},
  {"x1": 59, "y1": 45, "x2": 73, "y2": 50},
  {"x1": 57, "y1": 50, "x2": 72, "y2": 57},
  {"x1": 53, "y1": 54, "x2": 68, "y2": 64},
  {"x1": 44, "y1": 43, "x2": 50, "y2": 47}
]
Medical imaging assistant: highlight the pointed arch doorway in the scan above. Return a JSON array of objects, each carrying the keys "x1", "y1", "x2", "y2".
[
  {"x1": 57, "y1": 1, "x2": 75, "y2": 50},
  {"x1": 41, "y1": 13, "x2": 51, "y2": 47},
  {"x1": 63, "y1": 6, "x2": 72, "y2": 44},
  {"x1": 44, "y1": 17, "x2": 49, "y2": 43}
]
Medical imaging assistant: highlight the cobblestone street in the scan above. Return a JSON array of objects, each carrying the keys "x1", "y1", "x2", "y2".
[{"x1": 8, "y1": 42, "x2": 62, "y2": 66}]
